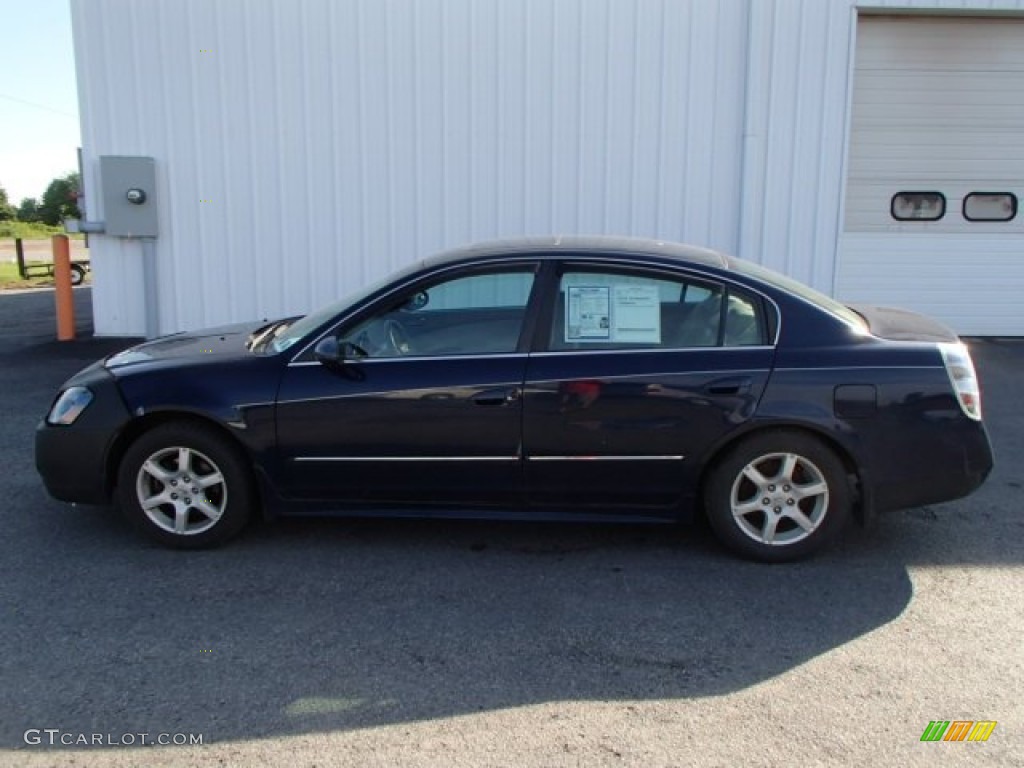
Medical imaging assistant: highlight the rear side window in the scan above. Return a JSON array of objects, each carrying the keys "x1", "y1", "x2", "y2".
[{"x1": 548, "y1": 269, "x2": 766, "y2": 351}]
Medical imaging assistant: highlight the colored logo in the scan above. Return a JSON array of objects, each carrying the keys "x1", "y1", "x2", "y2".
[{"x1": 920, "y1": 721, "x2": 997, "y2": 742}]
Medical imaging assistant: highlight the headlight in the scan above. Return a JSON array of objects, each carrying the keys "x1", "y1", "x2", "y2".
[{"x1": 46, "y1": 387, "x2": 94, "y2": 426}]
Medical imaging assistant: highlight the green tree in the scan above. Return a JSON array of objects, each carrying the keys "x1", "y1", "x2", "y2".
[
  {"x1": 0, "y1": 185, "x2": 16, "y2": 221},
  {"x1": 38, "y1": 172, "x2": 81, "y2": 226},
  {"x1": 17, "y1": 197, "x2": 41, "y2": 222}
]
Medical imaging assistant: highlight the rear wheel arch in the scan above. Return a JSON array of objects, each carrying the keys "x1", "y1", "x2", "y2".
[
  {"x1": 698, "y1": 426, "x2": 859, "y2": 561},
  {"x1": 695, "y1": 424, "x2": 865, "y2": 526}
]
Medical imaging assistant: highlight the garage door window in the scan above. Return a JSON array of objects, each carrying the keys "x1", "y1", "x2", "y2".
[
  {"x1": 891, "y1": 192, "x2": 946, "y2": 222},
  {"x1": 963, "y1": 192, "x2": 1017, "y2": 222}
]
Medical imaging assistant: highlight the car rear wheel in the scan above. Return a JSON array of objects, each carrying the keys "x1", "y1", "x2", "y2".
[
  {"x1": 703, "y1": 431, "x2": 851, "y2": 562},
  {"x1": 117, "y1": 422, "x2": 254, "y2": 548}
]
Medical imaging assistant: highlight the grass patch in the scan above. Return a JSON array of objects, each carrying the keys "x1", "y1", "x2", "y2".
[
  {"x1": 0, "y1": 222, "x2": 86, "y2": 240},
  {"x1": 0, "y1": 221, "x2": 80, "y2": 240}
]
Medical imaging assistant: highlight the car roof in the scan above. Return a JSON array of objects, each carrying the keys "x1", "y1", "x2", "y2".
[{"x1": 421, "y1": 236, "x2": 731, "y2": 271}]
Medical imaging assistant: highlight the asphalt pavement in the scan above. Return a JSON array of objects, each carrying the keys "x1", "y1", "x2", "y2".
[{"x1": 0, "y1": 288, "x2": 1021, "y2": 767}]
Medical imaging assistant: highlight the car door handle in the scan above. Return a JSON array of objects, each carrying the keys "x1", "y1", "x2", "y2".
[
  {"x1": 473, "y1": 387, "x2": 521, "y2": 406},
  {"x1": 704, "y1": 377, "x2": 752, "y2": 396}
]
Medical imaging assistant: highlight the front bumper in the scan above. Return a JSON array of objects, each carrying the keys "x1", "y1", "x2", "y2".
[
  {"x1": 35, "y1": 364, "x2": 132, "y2": 505},
  {"x1": 36, "y1": 422, "x2": 118, "y2": 503}
]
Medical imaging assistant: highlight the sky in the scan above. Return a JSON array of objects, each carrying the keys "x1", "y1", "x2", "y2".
[{"x1": 0, "y1": 0, "x2": 80, "y2": 205}]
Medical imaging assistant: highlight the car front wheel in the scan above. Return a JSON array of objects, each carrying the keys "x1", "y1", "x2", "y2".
[
  {"x1": 703, "y1": 431, "x2": 851, "y2": 562},
  {"x1": 117, "y1": 422, "x2": 254, "y2": 548}
]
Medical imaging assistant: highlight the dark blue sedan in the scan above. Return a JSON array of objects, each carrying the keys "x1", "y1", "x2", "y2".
[{"x1": 35, "y1": 237, "x2": 993, "y2": 561}]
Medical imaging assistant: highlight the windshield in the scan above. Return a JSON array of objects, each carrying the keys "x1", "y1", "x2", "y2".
[
  {"x1": 266, "y1": 262, "x2": 424, "y2": 354},
  {"x1": 727, "y1": 257, "x2": 867, "y2": 331}
]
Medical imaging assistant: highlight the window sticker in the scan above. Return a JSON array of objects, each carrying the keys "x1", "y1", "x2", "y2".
[
  {"x1": 564, "y1": 284, "x2": 661, "y2": 344},
  {"x1": 566, "y1": 286, "x2": 611, "y2": 340},
  {"x1": 611, "y1": 284, "x2": 660, "y2": 344}
]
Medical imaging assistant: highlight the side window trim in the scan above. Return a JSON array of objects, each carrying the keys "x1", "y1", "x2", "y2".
[
  {"x1": 521, "y1": 260, "x2": 559, "y2": 354},
  {"x1": 716, "y1": 288, "x2": 729, "y2": 347}
]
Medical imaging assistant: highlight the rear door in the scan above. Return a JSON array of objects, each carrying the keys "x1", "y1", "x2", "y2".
[{"x1": 522, "y1": 262, "x2": 775, "y2": 511}]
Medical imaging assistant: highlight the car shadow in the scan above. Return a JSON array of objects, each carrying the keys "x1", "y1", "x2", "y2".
[
  {"x1": 2, "y1": 498, "x2": 915, "y2": 747},
  {"x1": 0, "y1": 329, "x2": 1019, "y2": 748}
]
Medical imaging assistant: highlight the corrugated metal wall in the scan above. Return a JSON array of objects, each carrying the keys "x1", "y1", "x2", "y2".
[
  {"x1": 73, "y1": 0, "x2": 750, "y2": 335},
  {"x1": 71, "y1": 0, "x2": 1024, "y2": 335},
  {"x1": 738, "y1": 0, "x2": 855, "y2": 292}
]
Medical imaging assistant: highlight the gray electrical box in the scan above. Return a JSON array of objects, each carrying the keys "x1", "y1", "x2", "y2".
[{"x1": 99, "y1": 156, "x2": 158, "y2": 237}]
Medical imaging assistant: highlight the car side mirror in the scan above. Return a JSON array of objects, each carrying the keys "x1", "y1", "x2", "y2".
[
  {"x1": 314, "y1": 336, "x2": 343, "y2": 367},
  {"x1": 314, "y1": 337, "x2": 367, "y2": 373}
]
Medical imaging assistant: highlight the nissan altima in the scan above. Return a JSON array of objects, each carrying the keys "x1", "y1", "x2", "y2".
[{"x1": 35, "y1": 237, "x2": 993, "y2": 561}]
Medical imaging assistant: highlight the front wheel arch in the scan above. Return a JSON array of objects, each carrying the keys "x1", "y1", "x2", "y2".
[
  {"x1": 106, "y1": 412, "x2": 256, "y2": 496},
  {"x1": 115, "y1": 418, "x2": 257, "y2": 548}
]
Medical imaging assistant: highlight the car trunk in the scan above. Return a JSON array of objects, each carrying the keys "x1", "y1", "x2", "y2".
[{"x1": 848, "y1": 304, "x2": 960, "y2": 343}]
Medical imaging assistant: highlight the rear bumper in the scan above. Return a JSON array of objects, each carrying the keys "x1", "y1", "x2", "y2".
[{"x1": 871, "y1": 419, "x2": 993, "y2": 513}]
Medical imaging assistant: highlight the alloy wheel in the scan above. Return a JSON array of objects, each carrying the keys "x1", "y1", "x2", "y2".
[{"x1": 135, "y1": 445, "x2": 228, "y2": 536}]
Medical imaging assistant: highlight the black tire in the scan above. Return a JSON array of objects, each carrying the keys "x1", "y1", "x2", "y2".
[
  {"x1": 703, "y1": 431, "x2": 851, "y2": 562},
  {"x1": 117, "y1": 422, "x2": 255, "y2": 549},
  {"x1": 70, "y1": 264, "x2": 86, "y2": 286}
]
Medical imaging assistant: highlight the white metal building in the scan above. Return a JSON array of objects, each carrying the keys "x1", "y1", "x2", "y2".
[{"x1": 70, "y1": 0, "x2": 1024, "y2": 337}]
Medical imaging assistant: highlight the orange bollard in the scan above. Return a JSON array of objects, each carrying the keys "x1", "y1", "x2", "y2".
[{"x1": 53, "y1": 234, "x2": 75, "y2": 341}]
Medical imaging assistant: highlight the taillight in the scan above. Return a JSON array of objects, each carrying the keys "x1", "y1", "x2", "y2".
[{"x1": 939, "y1": 342, "x2": 982, "y2": 421}]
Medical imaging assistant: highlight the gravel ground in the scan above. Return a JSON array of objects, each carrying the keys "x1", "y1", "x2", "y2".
[{"x1": 0, "y1": 289, "x2": 1020, "y2": 767}]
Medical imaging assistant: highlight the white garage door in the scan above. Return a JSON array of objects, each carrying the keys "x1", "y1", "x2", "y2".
[{"x1": 838, "y1": 15, "x2": 1024, "y2": 335}]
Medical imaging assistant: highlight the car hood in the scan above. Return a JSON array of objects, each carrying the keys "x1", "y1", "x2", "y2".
[
  {"x1": 104, "y1": 320, "x2": 271, "y2": 369},
  {"x1": 849, "y1": 304, "x2": 960, "y2": 343}
]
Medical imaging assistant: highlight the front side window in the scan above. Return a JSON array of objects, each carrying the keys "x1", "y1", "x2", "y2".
[
  {"x1": 340, "y1": 268, "x2": 536, "y2": 358},
  {"x1": 548, "y1": 269, "x2": 765, "y2": 351}
]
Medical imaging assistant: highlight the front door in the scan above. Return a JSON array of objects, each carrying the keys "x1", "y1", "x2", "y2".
[{"x1": 275, "y1": 265, "x2": 539, "y2": 506}]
